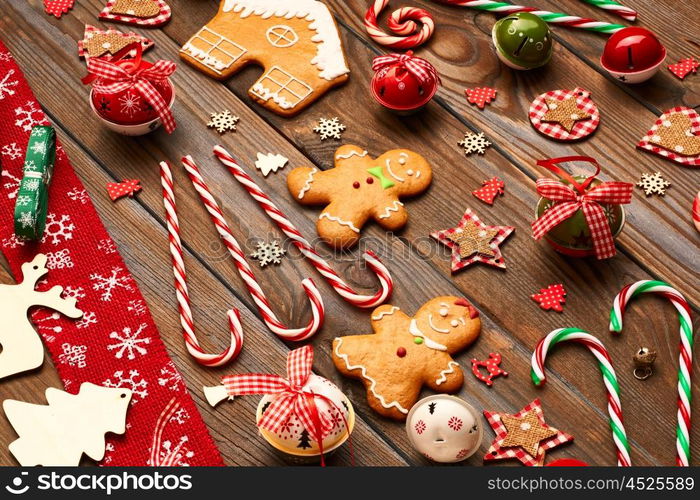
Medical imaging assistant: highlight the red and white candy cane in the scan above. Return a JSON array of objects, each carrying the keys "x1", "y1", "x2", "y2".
[
  {"x1": 364, "y1": 0, "x2": 435, "y2": 49},
  {"x1": 160, "y1": 161, "x2": 243, "y2": 366},
  {"x1": 610, "y1": 281, "x2": 694, "y2": 466},
  {"x1": 181, "y1": 155, "x2": 324, "y2": 342},
  {"x1": 531, "y1": 328, "x2": 632, "y2": 466},
  {"x1": 213, "y1": 145, "x2": 393, "y2": 309}
]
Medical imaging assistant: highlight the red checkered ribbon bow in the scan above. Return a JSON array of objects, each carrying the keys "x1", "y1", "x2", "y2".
[
  {"x1": 83, "y1": 43, "x2": 176, "y2": 133},
  {"x1": 222, "y1": 346, "x2": 337, "y2": 454},
  {"x1": 372, "y1": 50, "x2": 440, "y2": 85},
  {"x1": 531, "y1": 156, "x2": 633, "y2": 259}
]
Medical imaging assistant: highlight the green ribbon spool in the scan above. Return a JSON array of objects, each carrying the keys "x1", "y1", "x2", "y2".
[{"x1": 14, "y1": 125, "x2": 55, "y2": 240}]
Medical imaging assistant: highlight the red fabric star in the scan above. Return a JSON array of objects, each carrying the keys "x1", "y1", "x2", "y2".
[
  {"x1": 430, "y1": 208, "x2": 514, "y2": 273},
  {"x1": 107, "y1": 179, "x2": 141, "y2": 201},
  {"x1": 472, "y1": 177, "x2": 505, "y2": 205},
  {"x1": 484, "y1": 398, "x2": 574, "y2": 466},
  {"x1": 44, "y1": 0, "x2": 75, "y2": 17},
  {"x1": 668, "y1": 57, "x2": 699, "y2": 80},
  {"x1": 531, "y1": 284, "x2": 567, "y2": 312},
  {"x1": 465, "y1": 87, "x2": 497, "y2": 109}
]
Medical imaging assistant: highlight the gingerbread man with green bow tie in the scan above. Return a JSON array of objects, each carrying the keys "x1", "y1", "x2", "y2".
[{"x1": 287, "y1": 145, "x2": 432, "y2": 248}]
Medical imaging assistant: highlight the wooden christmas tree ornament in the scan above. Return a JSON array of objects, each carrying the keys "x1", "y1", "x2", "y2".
[
  {"x1": 4, "y1": 382, "x2": 132, "y2": 466},
  {"x1": 0, "y1": 254, "x2": 83, "y2": 379}
]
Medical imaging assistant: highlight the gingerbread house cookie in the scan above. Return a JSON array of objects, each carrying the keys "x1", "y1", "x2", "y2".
[{"x1": 180, "y1": 0, "x2": 350, "y2": 117}]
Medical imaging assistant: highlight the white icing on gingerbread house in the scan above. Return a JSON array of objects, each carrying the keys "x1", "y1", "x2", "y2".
[{"x1": 180, "y1": 0, "x2": 350, "y2": 116}]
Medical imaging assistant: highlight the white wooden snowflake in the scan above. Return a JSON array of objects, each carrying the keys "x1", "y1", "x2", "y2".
[
  {"x1": 637, "y1": 172, "x2": 670, "y2": 196},
  {"x1": 107, "y1": 323, "x2": 151, "y2": 360},
  {"x1": 255, "y1": 152, "x2": 288, "y2": 177},
  {"x1": 314, "y1": 117, "x2": 346, "y2": 140},
  {"x1": 250, "y1": 241, "x2": 285, "y2": 267},
  {"x1": 90, "y1": 267, "x2": 134, "y2": 301},
  {"x1": 458, "y1": 132, "x2": 492, "y2": 156},
  {"x1": 1, "y1": 142, "x2": 22, "y2": 161},
  {"x1": 207, "y1": 110, "x2": 239, "y2": 134}
]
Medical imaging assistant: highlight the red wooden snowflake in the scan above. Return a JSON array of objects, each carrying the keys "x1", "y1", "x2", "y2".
[
  {"x1": 472, "y1": 177, "x2": 505, "y2": 205},
  {"x1": 465, "y1": 87, "x2": 497, "y2": 109},
  {"x1": 106, "y1": 179, "x2": 142, "y2": 201},
  {"x1": 668, "y1": 57, "x2": 699, "y2": 80},
  {"x1": 531, "y1": 284, "x2": 567, "y2": 312}
]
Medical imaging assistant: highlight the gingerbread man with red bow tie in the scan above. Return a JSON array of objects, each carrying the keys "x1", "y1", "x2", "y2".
[{"x1": 332, "y1": 296, "x2": 480, "y2": 420}]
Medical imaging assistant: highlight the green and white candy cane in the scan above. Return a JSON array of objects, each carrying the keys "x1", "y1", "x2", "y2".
[
  {"x1": 531, "y1": 328, "x2": 632, "y2": 466},
  {"x1": 610, "y1": 280, "x2": 694, "y2": 467},
  {"x1": 435, "y1": 1, "x2": 626, "y2": 34}
]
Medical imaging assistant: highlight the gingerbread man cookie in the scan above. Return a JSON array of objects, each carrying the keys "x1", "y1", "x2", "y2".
[
  {"x1": 288, "y1": 145, "x2": 432, "y2": 248},
  {"x1": 180, "y1": 0, "x2": 350, "y2": 117},
  {"x1": 332, "y1": 297, "x2": 480, "y2": 420}
]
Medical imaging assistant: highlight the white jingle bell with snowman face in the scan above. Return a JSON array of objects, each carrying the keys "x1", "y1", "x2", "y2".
[{"x1": 406, "y1": 395, "x2": 482, "y2": 463}]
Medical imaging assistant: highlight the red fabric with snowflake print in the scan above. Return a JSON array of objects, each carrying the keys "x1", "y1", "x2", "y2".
[{"x1": 0, "y1": 41, "x2": 222, "y2": 466}]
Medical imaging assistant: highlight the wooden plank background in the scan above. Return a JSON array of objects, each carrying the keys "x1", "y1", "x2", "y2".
[{"x1": 0, "y1": 0, "x2": 698, "y2": 466}]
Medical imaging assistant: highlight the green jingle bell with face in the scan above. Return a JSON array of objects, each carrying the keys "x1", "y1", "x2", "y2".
[{"x1": 492, "y1": 12, "x2": 553, "y2": 70}]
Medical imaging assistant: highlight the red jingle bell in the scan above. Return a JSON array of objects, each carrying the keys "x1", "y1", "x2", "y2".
[
  {"x1": 83, "y1": 42, "x2": 176, "y2": 136},
  {"x1": 371, "y1": 51, "x2": 440, "y2": 114},
  {"x1": 601, "y1": 27, "x2": 666, "y2": 84}
]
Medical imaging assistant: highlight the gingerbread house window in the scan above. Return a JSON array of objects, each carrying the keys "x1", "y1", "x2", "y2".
[
  {"x1": 185, "y1": 26, "x2": 247, "y2": 75},
  {"x1": 251, "y1": 66, "x2": 313, "y2": 109},
  {"x1": 266, "y1": 25, "x2": 299, "y2": 48}
]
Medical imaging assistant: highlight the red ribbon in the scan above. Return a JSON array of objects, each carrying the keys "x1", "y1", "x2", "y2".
[
  {"x1": 221, "y1": 346, "x2": 352, "y2": 465},
  {"x1": 372, "y1": 50, "x2": 440, "y2": 85},
  {"x1": 531, "y1": 156, "x2": 633, "y2": 260},
  {"x1": 82, "y1": 43, "x2": 176, "y2": 133}
]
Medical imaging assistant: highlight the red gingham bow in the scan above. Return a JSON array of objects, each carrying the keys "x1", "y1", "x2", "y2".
[
  {"x1": 372, "y1": 50, "x2": 440, "y2": 85},
  {"x1": 222, "y1": 346, "x2": 334, "y2": 444},
  {"x1": 531, "y1": 157, "x2": 633, "y2": 260},
  {"x1": 84, "y1": 43, "x2": 176, "y2": 133}
]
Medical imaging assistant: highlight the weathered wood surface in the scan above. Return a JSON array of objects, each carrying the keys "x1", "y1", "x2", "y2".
[{"x1": 0, "y1": 0, "x2": 697, "y2": 466}]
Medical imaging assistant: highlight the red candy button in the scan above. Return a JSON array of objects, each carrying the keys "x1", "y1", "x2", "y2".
[{"x1": 397, "y1": 347, "x2": 407, "y2": 357}]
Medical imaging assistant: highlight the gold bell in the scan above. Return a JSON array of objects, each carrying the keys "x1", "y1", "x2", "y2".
[{"x1": 633, "y1": 347, "x2": 657, "y2": 380}]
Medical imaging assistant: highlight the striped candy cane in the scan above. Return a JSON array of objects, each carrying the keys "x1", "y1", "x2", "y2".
[
  {"x1": 160, "y1": 161, "x2": 243, "y2": 367},
  {"x1": 434, "y1": 0, "x2": 626, "y2": 34},
  {"x1": 364, "y1": 0, "x2": 436, "y2": 49},
  {"x1": 579, "y1": 0, "x2": 637, "y2": 22},
  {"x1": 213, "y1": 145, "x2": 393, "y2": 309},
  {"x1": 181, "y1": 155, "x2": 325, "y2": 342},
  {"x1": 610, "y1": 281, "x2": 694, "y2": 466},
  {"x1": 532, "y1": 328, "x2": 632, "y2": 466}
]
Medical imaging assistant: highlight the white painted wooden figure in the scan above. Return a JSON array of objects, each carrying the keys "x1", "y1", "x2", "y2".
[
  {"x1": 4, "y1": 382, "x2": 132, "y2": 466},
  {"x1": 0, "y1": 254, "x2": 83, "y2": 379}
]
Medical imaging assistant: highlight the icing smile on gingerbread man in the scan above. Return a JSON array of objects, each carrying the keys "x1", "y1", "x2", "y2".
[
  {"x1": 332, "y1": 296, "x2": 480, "y2": 420},
  {"x1": 288, "y1": 144, "x2": 432, "y2": 248}
]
